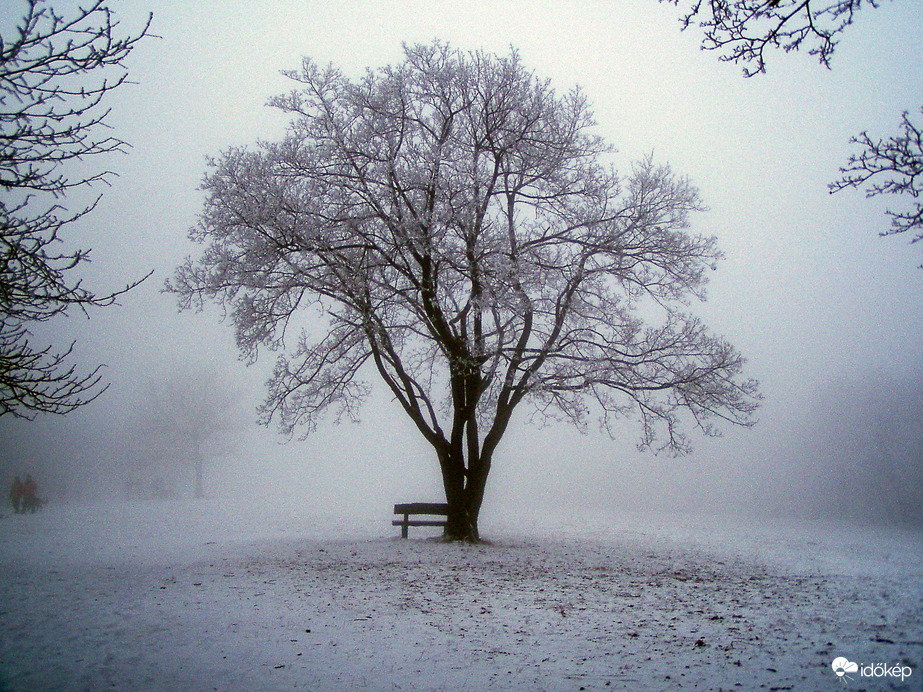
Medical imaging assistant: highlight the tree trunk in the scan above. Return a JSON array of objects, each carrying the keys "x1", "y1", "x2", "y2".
[
  {"x1": 438, "y1": 444, "x2": 482, "y2": 542},
  {"x1": 444, "y1": 501, "x2": 479, "y2": 542},
  {"x1": 438, "y1": 444, "x2": 493, "y2": 542}
]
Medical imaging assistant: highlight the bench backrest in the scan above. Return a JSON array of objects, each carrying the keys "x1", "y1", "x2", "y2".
[{"x1": 394, "y1": 502, "x2": 449, "y2": 515}]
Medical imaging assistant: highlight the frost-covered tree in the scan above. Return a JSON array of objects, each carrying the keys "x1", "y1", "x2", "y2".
[
  {"x1": 171, "y1": 43, "x2": 760, "y2": 541},
  {"x1": 664, "y1": 0, "x2": 881, "y2": 77},
  {"x1": 829, "y1": 108, "x2": 923, "y2": 249},
  {"x1": 665, "y1": 1, "x2": 923, "y2": 262},
  {"x1": 1, "y1": 1, "x2": 151, "y2": 418}
]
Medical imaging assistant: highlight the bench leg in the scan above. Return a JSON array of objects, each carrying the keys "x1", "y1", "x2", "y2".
[{"x1": 402, "y1": 514, "x2": 409, "y2": 539}]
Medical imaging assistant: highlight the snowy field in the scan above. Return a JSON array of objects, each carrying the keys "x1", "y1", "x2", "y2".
[{"x1": 1, "y1": 498, "x2": 921, "y2": 691}]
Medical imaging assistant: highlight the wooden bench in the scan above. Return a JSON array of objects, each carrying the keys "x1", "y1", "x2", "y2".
[{"x1": 392, "y1": 503, "x2": 449, "y2": 538}]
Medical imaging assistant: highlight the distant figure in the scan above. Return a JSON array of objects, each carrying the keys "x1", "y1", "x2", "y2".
[
  {"x1": 21, "y1": 475, "x2": 39, "y2": 513},
  {"x1": 9, "y1": 476, "x2": 23, "y2": 514}
]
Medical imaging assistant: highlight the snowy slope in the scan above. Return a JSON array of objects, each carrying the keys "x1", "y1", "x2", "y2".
[{"x1": 1, "y1": 499, "x2": 920, "y2": 691}]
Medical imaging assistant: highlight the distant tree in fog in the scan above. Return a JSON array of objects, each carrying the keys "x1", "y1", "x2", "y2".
[
  {"x1": 806, "y1": 377, "x2": 923, "y2": 526},
  {"x1": 170, "y1": 43, "x2": 760, "y2": 541},
  {"x1": 0, "y1": 1, "x2": 152, "y2": 418},
  {"x1": 129, "y1": 366, "x2": 242, "y2": 499}
]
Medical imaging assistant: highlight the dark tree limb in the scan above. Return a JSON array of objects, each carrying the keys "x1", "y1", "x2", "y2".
[
  {"x1": 1, "y1": 1, "x2": 152, "y2": 418},
  {"x1": 664, "y1": 0, "x2": 881, "y2": 76},
  {"x1": 830, "y1": 108, "x2": 923, "y2": 246},
  {"x1": 172, "y1": 43, "x2": 761, "y2": 540}
]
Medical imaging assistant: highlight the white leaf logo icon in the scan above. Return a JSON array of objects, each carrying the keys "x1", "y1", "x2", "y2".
[{"x1": 832, "y1": 657, "x2": 859, "y2": 677}]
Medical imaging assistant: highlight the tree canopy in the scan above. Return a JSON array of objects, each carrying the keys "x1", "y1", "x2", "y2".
[
  {"x1": 171, "y1": 43, "x2": 760, "y2": 540},
  {"x1": 0, "y1": 0, "x2": 151, "y2": 418},
  {"x1": 664, "y1": 0, "x2": 881, "y2": 77},
  {"x1": 830, "y1": 108, "x2": 923, "y2": 247},
  {"x1": 666, "y1": 1, "x2": 923, "y2": 260}
]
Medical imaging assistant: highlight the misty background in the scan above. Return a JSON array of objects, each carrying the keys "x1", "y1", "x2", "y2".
[{"x1": 1, "y1": 0, "x2": 921, "y2": 526}]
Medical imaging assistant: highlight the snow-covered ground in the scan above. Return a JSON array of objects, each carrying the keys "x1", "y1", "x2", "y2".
[{"x1": 1, "y1": 498, "x2": 920, "y2": 691}]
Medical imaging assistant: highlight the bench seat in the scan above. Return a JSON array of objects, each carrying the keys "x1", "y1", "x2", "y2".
[
  {"x1": 391, "y1": 519, "x2": 448, "y2": 527},
  {"x1": 393, "y1": 502, "x2": 449, "y2": 538}
]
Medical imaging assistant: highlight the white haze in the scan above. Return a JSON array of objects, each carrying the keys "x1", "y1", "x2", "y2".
[{"x1": 1, "y1": 0, "x2": 922, "y2": 530}]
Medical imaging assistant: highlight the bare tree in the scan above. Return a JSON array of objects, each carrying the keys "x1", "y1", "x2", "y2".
[
  {"x1": 664, "y1": 0, "x2": 881, "y2": 77},
  {"x1": 128, "y1": 365, "x2": 243, "y2": 500},
  {"x1": 170, "y1": 43, "x2": 760, "y2": 541},
  {"x1": 665, "y1": 2, "x2": 923, "y2": 262},
  {"x1": 1, "y1": 1, "x2": 152, "y2": 418},
  {"x1": 829, "y1": 108, "x2": 923, "y2": 246},
  {"x1": 804, "y1": 376, "x2": 923, "y2": 526}
]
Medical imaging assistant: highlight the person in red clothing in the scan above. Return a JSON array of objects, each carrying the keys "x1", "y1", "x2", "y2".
[{"x1": 9, "y1": 476, "x2": 23, "y2": 513}]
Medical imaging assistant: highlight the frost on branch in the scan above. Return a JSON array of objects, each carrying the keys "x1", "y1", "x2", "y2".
[
  {"x1": 664, "y1": 0, "x2": 880, "y2": 76},
  {"x1": 1, "y1": 1, "x2": 152, "y2": 417},
  {"x1": 830, "y1": 108, "x2": 923, "y2": 247},
  {"x1": 171, "y1": 43, "x2": 760, "y2": 539}
]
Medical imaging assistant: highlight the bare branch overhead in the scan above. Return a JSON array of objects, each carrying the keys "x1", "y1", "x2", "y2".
[{"x1": 0, "y1": 0, "x2": 152, "y2": 418}]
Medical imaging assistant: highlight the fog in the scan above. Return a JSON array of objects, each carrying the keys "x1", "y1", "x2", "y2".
[{"x1": 2, "y1": 0, "x2": 922, "y2": 528}]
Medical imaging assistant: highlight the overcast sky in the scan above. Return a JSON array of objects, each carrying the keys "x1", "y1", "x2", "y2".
[{"x1": 2, "y1": 0, "x2": 922, "y2": 525}]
